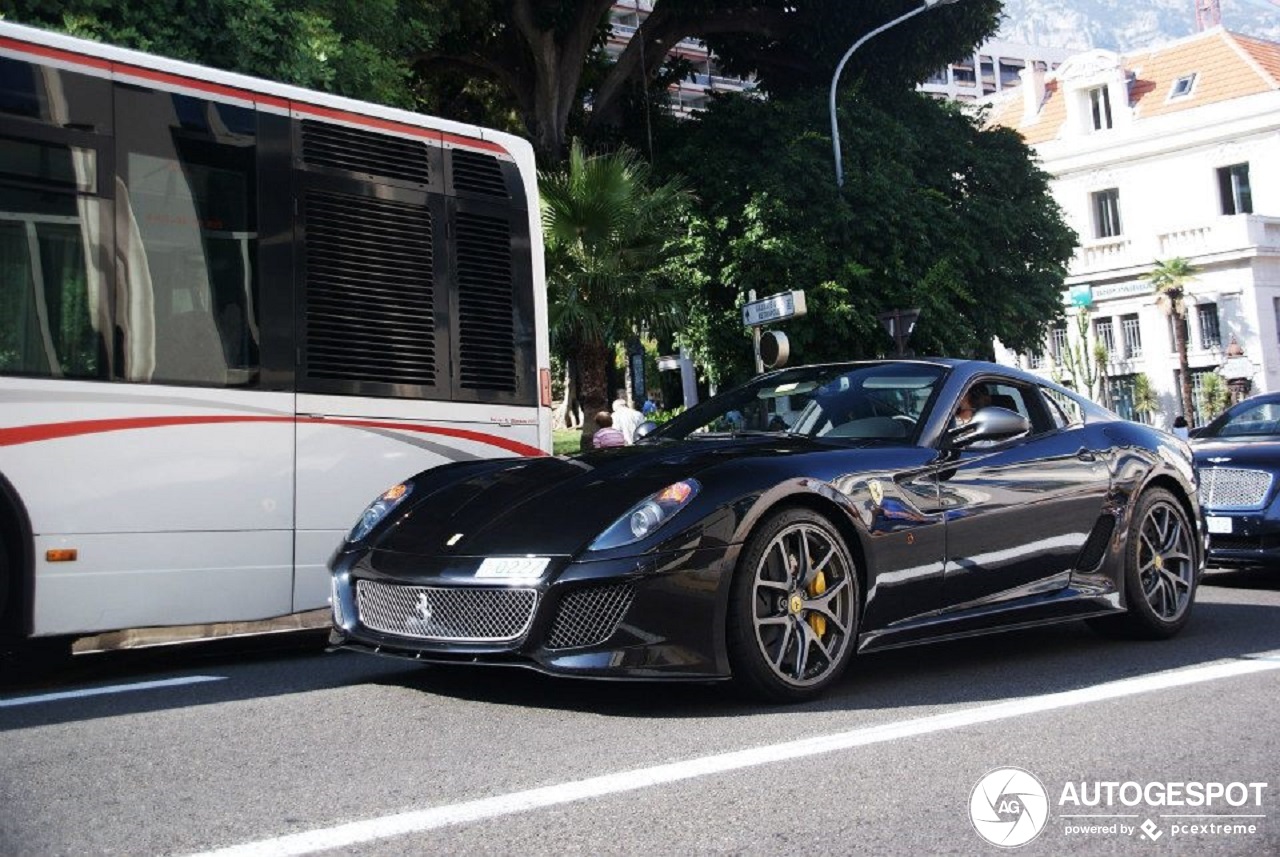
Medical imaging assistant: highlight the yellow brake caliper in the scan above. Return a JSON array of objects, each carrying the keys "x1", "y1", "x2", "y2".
[{"x1": 806, "y1": 571, "x2": 827, "y2": 637}]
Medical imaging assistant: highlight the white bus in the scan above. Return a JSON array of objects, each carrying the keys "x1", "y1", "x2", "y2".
[{"x1": 0, "y1": 22, "x2": 551, "y2": 655}]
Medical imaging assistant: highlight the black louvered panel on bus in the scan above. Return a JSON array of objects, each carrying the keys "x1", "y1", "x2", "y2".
[
  {"x1": 301, "y1": 120, "x2": 431, "y2": 186},
  {"x1": 455, "y1": 211, "x2": 516, "y2": 392},
  {"x1": 451, "y1": 149, "x2": 508, "y2": 197},
  {"x1": 303, "y1": 189, "x2": 436, "y2": 386}
]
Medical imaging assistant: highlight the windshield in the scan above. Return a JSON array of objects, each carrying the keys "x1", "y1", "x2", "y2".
[
  {"x1": 651, "y1": 362, "x2": 947, "y2": 442},
  {"x1": 1204, "y1": 399, "x2": 1280, "y2": 440}
]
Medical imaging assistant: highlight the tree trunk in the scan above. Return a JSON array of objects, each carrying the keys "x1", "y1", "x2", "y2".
[
  {"x1": 576, "y1": 337, "x2": 612, "y2": 450},
  {"x1": 512, "y1": 0, "x2": 614, "y2": 162},
  {"x1": 553, "y1": 357, "x2": 580, "y2": 429},
  {"x1": 1174, "y1": 313, "x2": 1195, "y2": 425}
]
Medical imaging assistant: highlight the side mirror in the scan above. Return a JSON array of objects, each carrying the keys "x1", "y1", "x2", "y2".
[
  {"x1": 633, "y1": 420, "x2": 660, "y2": 442},
  {"x1": 948, "y1": 407, "x2": 1030, "y2": 448}
]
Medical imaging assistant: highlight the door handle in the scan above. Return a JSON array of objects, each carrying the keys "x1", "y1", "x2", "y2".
[{"x1": 1077, "y1": 448, "x2": 1097, "y2": 462}]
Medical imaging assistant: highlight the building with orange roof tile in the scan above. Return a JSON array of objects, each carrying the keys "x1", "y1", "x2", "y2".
[{"x1": 988, "y1": 27, "x2": 1280, "y2": 427}]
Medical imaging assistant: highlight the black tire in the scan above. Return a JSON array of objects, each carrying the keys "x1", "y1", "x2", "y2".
[
  {"x1": 1089, "y1": 488, "x2": 1197, "y2": 640},
  {"x1": 0, "y1": 528, "x2": 9, "y2": 626},
  {"x1": 727, "y1": 508, "x2": 860, "y2": 703}
]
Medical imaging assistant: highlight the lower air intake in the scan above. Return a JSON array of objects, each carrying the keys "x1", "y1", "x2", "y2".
[{"x1": 545, "y1": 582, "x2": 637, "y2": 650}]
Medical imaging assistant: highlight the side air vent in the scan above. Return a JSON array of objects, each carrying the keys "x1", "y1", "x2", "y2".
[
  {"x1": 451, "y1": 149, "x2": 508, "y2": 197},
  {"x1": 301, "y1": 120, "x2": 430, "y2": 185},
  {"x1": 455, "y1": 211, "x2": 515, "y2": 392},
  {"x1": 1074, "y1": 514, "x2": 1116, "y2": 572},
  {"x1": 303, "y1": 189, "x2": 436, "y2": 387},
  {"x1": 546, "y1": 582, "x2": 637, "y2": 650}
]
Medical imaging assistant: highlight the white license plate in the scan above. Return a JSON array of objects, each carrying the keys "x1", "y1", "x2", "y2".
[
  {"x1": 1206, "y1": 516, "x2": 1233, "y2": 535},
  {"x1": 475, "y1": 556, "x2": 550, "y2": 580}
]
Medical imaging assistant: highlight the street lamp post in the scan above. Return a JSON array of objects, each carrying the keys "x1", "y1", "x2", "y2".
[{"x1": 830, "y1": 0, "x2": 963, "y2": 186}]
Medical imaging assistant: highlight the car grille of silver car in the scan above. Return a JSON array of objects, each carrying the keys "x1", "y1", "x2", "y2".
[
  {"x1": 1198, "y1": 467, "x2": 1273, "y2": 510},
  {"x1": 545, "y1": 582, "x2": 637, "y2": 650},
  {"x1": 355, "y1": 580, "x2": 537, "y2": 642}
]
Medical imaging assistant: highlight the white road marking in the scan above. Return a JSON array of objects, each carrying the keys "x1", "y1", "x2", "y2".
[
  {"x1": 0, "y1": 675, "x2": 226, "y2": 708},
  {"x1": 188, "y1": 651, "x2": 1280, "y2": 857}
]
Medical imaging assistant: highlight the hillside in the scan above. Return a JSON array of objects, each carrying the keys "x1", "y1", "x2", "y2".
[{"x1": 996, "y1": 0, "x2": 1280, "y2": 51}]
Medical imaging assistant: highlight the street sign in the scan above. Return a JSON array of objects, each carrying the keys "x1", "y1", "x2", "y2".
[
  {"x1": 760, "y1": 330, "x2": 790, "y2": 369},
  {"x1": 742, "y1": 290, "x2": 807, "y2": 327},
  {"x1": 877, "y1": 307, "x2": 920, "y2": 357}
]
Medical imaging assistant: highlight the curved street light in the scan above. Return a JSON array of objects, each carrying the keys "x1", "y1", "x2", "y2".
[{"x1": 830, "y1": 0, "x2": 963, "y2": 186}]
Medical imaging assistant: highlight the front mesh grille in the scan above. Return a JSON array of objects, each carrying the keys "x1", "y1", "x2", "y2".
[
  {"x1": 545, "y1": 582, "x2": 636, "y2": 650},
  {"x1": 1199, "y1": 467, "x2": 1273, "y2": 510},
  {"x1": 356, "y1": 580, "x2": 536, "y2": 642}
]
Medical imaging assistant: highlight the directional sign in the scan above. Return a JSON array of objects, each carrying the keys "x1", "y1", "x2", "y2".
[{"x1": 742, "y1": 290, "x2": 807, "y2": 328}]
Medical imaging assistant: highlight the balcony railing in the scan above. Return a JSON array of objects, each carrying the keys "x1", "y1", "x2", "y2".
[{"x1": 1072, "y1": 215, "x2": 1280, "y2": 276}]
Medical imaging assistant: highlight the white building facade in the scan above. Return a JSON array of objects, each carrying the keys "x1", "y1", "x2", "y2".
[
  {"x1": 919, "y1": 38, "x2": 1070, "y2": 103},
  {"x1": 989, "y1": 28, "x2": 1280, "y2": 428}
]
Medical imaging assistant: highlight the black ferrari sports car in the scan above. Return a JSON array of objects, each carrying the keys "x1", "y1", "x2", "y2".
[
  {"x1": 329, "y1": 359, "x2": 1204, "y2": 701},
  {"x1": 1192, "y1": 391, "x2": 1280, "y2": 568}
]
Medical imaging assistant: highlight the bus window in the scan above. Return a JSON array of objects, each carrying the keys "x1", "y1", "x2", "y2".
[
  {"x1": 115, "y1": 89, "x2": 259, "y2": 387},
  {"x1": 0, "y1": 142, "x2": 110, "y2": 380}
]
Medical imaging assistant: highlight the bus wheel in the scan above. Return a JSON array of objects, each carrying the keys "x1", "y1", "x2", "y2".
[{"x1": 0, "y1": 529, "x2": 9, "y2": 624}]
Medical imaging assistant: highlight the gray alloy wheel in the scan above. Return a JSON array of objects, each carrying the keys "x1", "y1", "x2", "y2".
[
  {"x1": 1135, "y1": 495, "x2": 1196, "y2": 622},
  {"x1": 1090, "y1": 488, "x2": 1197, "y2": 640},
  {"x1": 728, "y1": 509, "x2": 859, "y2": 702}
]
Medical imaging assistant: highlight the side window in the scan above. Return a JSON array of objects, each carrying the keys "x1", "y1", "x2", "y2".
[
  {"x1": 956, "y1": 381, "x2": 1055, "y2": 439},
  {"x1": 1040, "y1": 386, "x2": 1085, "y2": 429},
  {"x1": 114, "y1": 87, "x2": 260, "y2": 387},
  {"x1": 1, "y1": 60, "x2": 114, "y2": 382}
]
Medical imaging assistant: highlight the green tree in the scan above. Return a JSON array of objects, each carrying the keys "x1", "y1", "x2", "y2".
[
  {"x1": 408, "y1": 0, "x2": 1002, "y2": 161},
  {"x1": 1197, "y1": 372, "x2": 1231, "y2": 425},
  {"x1": 1132, "y1": 373, "x2": 1160, "y2": 424},
  {"x1": 539, "y1": 140, "x2": 689, "y2": 446},
  {"x1": 1059, "y1": 312, "x2": 1107, "y2": 403},
  {"x1": 1, "y1": 0, "x2": 435, "y2": 107},
  {"x1": 1145, "y1": 257, "x2": 1198, "y2": 425},
  {"x1": 656, "y1": 88, "x2": 1076, "y2": 384}
]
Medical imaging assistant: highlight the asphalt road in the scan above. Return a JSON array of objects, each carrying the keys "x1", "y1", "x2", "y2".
[{"x1": 2, "y1": 568, "x2": 1278, "y2": 857}]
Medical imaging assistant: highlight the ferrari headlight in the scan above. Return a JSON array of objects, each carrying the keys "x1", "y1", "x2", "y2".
[
  {"x1": 347, "y1": 482, "x2": 413, "y2": 543},
  {"x1": 589, "y1": 479, "x2": 700, "y2": 551}
]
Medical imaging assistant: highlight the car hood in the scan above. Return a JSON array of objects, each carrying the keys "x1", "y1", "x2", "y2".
[
  {"x1": 1192, "y1": 439, "x2": 1280, "y2": 471},
  {"x1": 373, "y1": 434, "x2": 879, "y2": 558}
]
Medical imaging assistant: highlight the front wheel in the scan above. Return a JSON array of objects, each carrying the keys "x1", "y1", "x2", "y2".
[
  {"x1": 727, "y1": 508, "x2": 860, "y2": 703},
  {"x1": 1090, "y1": 488, "x2": 1197, "y2": 639}
]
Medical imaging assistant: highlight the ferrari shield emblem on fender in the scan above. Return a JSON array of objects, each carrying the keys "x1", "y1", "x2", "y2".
[{"x1": 868, "y1": 479, "x2": 884, "y2": 506}]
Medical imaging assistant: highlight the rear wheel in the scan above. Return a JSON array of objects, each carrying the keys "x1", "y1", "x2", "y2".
[
  {"x1": 0, "y1": 528, "x2": 9, "y2": 625},
  {"x1": 727, "y1": 509, "x2": 860, "y2": 703},
  {"x1": 1090, "y1": 488, "x2": 1197, "y2": 639}
]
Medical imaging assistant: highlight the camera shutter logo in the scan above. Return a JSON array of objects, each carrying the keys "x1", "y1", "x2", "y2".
[{"x1": 970, "y1": 767, "x2": 1050, "y2": 848}]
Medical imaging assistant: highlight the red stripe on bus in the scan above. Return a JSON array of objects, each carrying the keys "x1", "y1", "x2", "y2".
[
  {"x1": 112, "y1": 62, "x2": 290, "y2": 110},
  {"x1": 314, "y1": 417, "x2": 543, "y2": 456},
  {"x1": 0, "y1": 416, "x2": 544, "y2": 457},
  {"x1": 0, "y1": 36, "x2": 112, "y2": 71},
  {"x1": 0, "y1": 36, "x2": 508, "y2": 156}
]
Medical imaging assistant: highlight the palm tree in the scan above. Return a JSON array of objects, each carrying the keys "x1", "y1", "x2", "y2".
[
  {"x1": 1145, "y1": 257, "x2": 1197, "y2": 426},
  {"x1": 539, "y1": 140, "x2": 689, "y2": 446},
  {"x1": 1132, "y1": 372, "x2": 1160, "y2": 424}
]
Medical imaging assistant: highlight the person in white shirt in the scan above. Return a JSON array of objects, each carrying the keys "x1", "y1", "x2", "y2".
[{"x1": 611, "y1": 397, "x2": 645, "y2": 445}]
